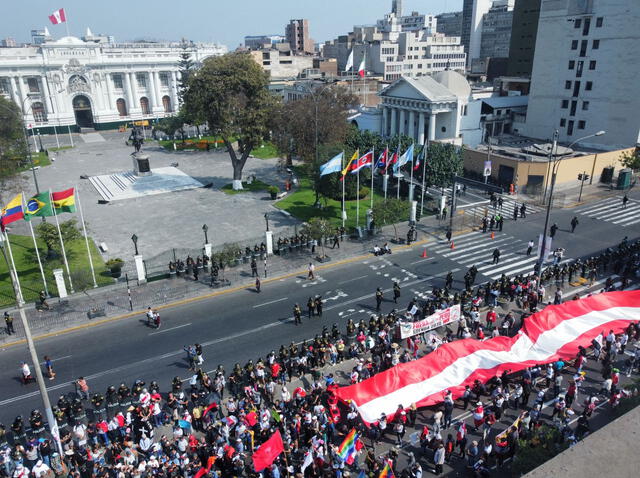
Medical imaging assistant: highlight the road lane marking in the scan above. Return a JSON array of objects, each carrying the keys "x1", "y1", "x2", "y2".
[
  {"x1": 252, "y1": 297, "x2": 288, "y2": 308},
  {"x1": 149, "y1": 323, "x2": 192, "y2": 335},
  {"x1": 338, "y1": 275, "x2": 368, "y2": 285}
]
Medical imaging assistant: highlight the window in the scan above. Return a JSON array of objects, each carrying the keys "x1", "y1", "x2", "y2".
[
  {"x1": 571, "y1": 40, "x2": 578, "y2": 50},
  {"x1": 574, "y1": 19, "x2": 581, "y2": 29},
  {"x1": 561, "y1": 99, "x2": 569, "y2": 109},
  {"x1": 589, "y1": 60, "x2": 596, "y2": 70},
  {"x1": 136, "y1": 73, "x2": 147, "y2": 88},
  {"x1": 596, "y1": 17, "x2": 603, "y2": 27},
  {"x1": 31, "y1": 102, "x2": 47, "y2": 122},
  {"x1": 112, "y1": 74, "x2": 123, "y2": 89},
  {"x1": 576, "y1": 60, "x2": 584, "y2": 77},
  {"x1": 592, "y1": 39, "x2": 600, "y2": 49},
  {"x1": 567, "y1": 120, "x2": 574, "y2": 136},
  {"x1": 159, "y1": 72, "x2": 169, "y2": 87},
  {"x1": 162, "y1": 95, "x2": 172, "y2": 113},
  {"x1": 27, "y1": 77, "x2": 40, "y2": 93},
  {"x1": 568, "y1": 60, "x2": 575, "y2": 70},
  {"x1": 570, "y1": 100, "x2": 577, "y2": 116},
  {"x1": 573, "y1": 81, "x2": 581, "y2": 97},
  {"x1": 560, "y1": 118, "x2": 566, "y2": 127},
  {"x1": 116, "y1": 98, "x2": 127, "y2": 116},
  {"x1": 586, "y1": 81, "x2": 593, "y2": 91},
  {"x1": 565, "y1": 80, "x2": 572, "y2": 89},
  {"x1": 140, "y1": 97, "x2": 150, "y2": 115},
  {"x1": 0, "y1": 78, "x2": 9, "y2": 95},
  {"x1": 578, "y1": 120, "x2": 586, "y2": 130},
  {"x1": 582, "y1": 18, "x2": 590, "y2": 36},
  {"x1": 579, "y1": 40, "x2": 588, "y2": 57},
  {"x1": 582, "y1": 101, "x2": 589, "y2": 111}
]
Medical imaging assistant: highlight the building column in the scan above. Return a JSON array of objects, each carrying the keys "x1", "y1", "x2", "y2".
[
  {"x1": 408, "y1": 110, "x2": 416, "y2": 142},
  {"x1": 124, "y1": 72, "x2": 135, "y2": 113},
  {"x1": 41, "y1": 76, "x2": 55, "y2": 115},
  {"x1": 428, "y1": 112, "x2": 437, "y2": 141},
  {"x1": 398, "y1": 109, "x2": 406, "y2": 137},
  {"x1": 381, "y1": 106, "x2": 389, "y2": 137},
  {"x1": 153, "y1": 71, "x2": 163, "y2": 109},
  {"x1": 16, "y1": 76, "x2": 27, "y2": 109},
  {"x1": 129, "y1": 72, "x2": 140, "y2": 112},
  {"x1": 418, "y1": 112, "x2": 425, "y2": 145},
  {"x1": 9, "y1": 76, "x2": 19, "y2": 104},
  {"x1": 148, "y1": 72, "x2": 157, "y2": 111},
  {"x1": 104, "y1": 73, "x2": 114, "y2": 112}
]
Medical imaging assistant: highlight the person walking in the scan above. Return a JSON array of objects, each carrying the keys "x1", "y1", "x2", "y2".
[
  {"x1": 622, "y1": 194, "x2": 629, "y2": 209},
  {"x1": 492, "y1": 248, "x2": 501, "y2": 264},
  {"x1": 315, "y1": 296, "x2": 323, "y2": 317},
  {"x1": 433, "y1": 443, "x2": 446, "y2": 475},
  {"x1": 44, "y1": 356, "x2": 55, "y2": 380},
  {"x1": 293, "y1": 304, "x2": 302, "y2": 325},
  {"x1": 307, "y1": 263, "x2": 315, "y2": 280},
  {"x1": 520, "y1": 203, "x2": 527, "y2": 218},
  {"x1": 4, "y1": 311, "x2": 15, "y2": 335},
  {"x1": 375, "y1": 287, "x2": 383, "y2": 311},
  {"x1": 446, "y1": 229, "x2": 452, "y2": 243},
  {"x1": 513, "y1": 205, "x2": 518, "y2": 221},
  {"x1": 331, "y1": 234, "x2": 340, "y2": 249},
  {"x1": 550, "y1": 223, "x2": 558, "y2": 238},
  {"x1": 570, "y1": 216, "x2": 579, "y2": 233},
  {"x1": 526, "y1": 240, "x2": 534, "y2": 256},
  {"x1": 76, "y1": 377, "x2": 89, "y2": 400},
  {"x1": 255, "y1": 277, "x2": 261, "y2": 293},
  {"x1": 307, "y1": 297, "x2": 316, "y2": 318},
  {"x1": 250, "y1": 258, "x2": 258, "y2": 278},
  {"x1": 393, "y1": 282, "x2": 401, "y2": 304}
]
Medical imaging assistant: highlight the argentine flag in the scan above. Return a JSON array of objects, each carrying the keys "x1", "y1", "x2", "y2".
[{"x1": 319, "y1": 152, "x2": 344, "y2": 176}]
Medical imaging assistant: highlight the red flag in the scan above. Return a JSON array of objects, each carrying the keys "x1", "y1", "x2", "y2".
[
  {"x1": 245, "y1": 411, "x2": 257, "y2": 427},
  {"x1": 358, "y1": 56, "x2": 366, "y2": 78},
  {"x1": 253, "y1": 429, "x2": 284, "y2": 471},
  {"x1": 49, "y1": 8, "x2": 67, "y2": 24}
]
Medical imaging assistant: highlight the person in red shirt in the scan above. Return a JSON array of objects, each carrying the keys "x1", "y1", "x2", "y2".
[{"x1": 486, "y1": 309, "x2": 497, "y2": 329}]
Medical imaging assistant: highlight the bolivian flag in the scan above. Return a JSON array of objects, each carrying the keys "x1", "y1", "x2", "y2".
[
  {"x1": 51, "y1": 188, "x2": 76, "y2": 213},
  {"x1": 24, "y1": 191, "x2": 54, "y2": 220}
]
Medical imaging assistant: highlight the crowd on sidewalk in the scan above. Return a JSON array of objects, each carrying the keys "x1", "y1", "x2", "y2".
[{"x1": 1, "y1": 239, "x2": 639, "y2": 478}]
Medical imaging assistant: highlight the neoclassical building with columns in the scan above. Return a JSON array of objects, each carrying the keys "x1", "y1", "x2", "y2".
[
  {"x1": 0, "y1": 36, "x2": 226, "y2": 131},
  {"x1": 378, "y1": 70, "x2": 471, "y2": 144}
]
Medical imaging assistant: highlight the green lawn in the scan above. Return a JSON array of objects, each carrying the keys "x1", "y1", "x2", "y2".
[
  {"x1": 16, "y1": 151, "x2": 51, "y2": 173},
  {"x1": 250, "y1": 142, "x2": 279, "y2": 159},
  {"x1": 221, "y1": 179, "x2": 272, "y2": 195},
  {"x1": 275, "y1": 175, "x2": 397, "y2": 230},
  {"x1": 158, "y1": 135, "x2": 226, "y2": 150},
  {"x1": 0, "y1": 233, "x2": 111, "y2": 308},
  {"x1": 49, "y1": 145, "x2": 74, "y2": 152}
]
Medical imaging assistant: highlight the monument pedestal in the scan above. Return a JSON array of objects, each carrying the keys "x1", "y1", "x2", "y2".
[{"x1": 132, "y1": 153, "x2": 152, "y2": 177}]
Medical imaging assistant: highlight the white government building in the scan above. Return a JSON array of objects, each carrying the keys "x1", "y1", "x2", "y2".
[{"x1": 0, "y1": 31, "x2": 226, "y2": 131}]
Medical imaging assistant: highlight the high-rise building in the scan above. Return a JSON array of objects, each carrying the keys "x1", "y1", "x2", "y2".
[
  {"x1": 285, "y1": 19, "x2": 314, "y2": 54},
  {"x1": 507, "y1": 0, "x2": 541, "y2": 77},
  {"x1": 480, "y1": 1, "x2": 514, "y2": 59},
  {"x1": 244, "y1": 35, "x2": 285, "y2": 50},
  {"x1": 436, "y1": 11, "x2": 463, "y2": 37},
  {"x1": 392, "y1": 0, "x2": 403, "y2": 17},
  {"x1": 461, "y1": 0, "x2": 493, "y2": 66},
  {"x1": 31, "y1": 28, "x2": 52, "y2": 45},
  {"x1": 524, "y1": 0, "x2": 640, "y2": 149}
]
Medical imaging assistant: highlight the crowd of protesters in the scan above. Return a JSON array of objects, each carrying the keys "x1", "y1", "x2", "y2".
[{"x1": 1, "y1": 238, "x2": 639, "y2": 478}]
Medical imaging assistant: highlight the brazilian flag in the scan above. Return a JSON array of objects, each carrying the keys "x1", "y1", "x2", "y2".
[{"x1": 24, "y1": 192, "x2": 54, "y2": 220}]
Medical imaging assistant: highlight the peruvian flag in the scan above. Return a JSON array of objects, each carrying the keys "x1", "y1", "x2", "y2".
[
  {"x1": 350, "y1": 150, "x2": 373, "y2": 174},
  {"x1": 336, "y1": 290, "x2": 640, "y2": 423},
  {"x1": 49, "y1": 8, "x2": 67, "y2": 24},
  {"x1": 358, "y1": 55, "x2": 366, "y2": 78}
]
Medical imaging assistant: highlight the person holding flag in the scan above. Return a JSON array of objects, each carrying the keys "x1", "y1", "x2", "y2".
[{"x1": 336, "y1": 428, "x2": 361, "y2": 465}]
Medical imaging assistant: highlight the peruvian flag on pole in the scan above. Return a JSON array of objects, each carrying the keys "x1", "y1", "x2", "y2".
[
  {"x1": 357, "y1": 55, "x2": 366, "y2": 78},
  {"x1": 336, "y1": 290, "x2": 640, "y2": 423},
  {"x1": 49, "y1": 8, "x2": 67, "y2": 24}
]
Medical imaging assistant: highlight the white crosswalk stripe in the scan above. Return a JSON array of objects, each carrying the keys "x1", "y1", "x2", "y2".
[
  {"x1": 457, "y1": 195, "x2": 544, "y2": 219},
  {"x1": 431, "y1": 232, "x2": 561, "y2": 280},
  {"x1": 573, "y1": 197, "x2": 640, "y2": 227}
]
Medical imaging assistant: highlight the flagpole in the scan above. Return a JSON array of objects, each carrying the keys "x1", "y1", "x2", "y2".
[
  {"x1": 75, "y1": 187, "x2": 98, "y2": 288},
  {"x1": 2, "y1": 230, "x2": 23, "y2": 300},
  {"x1": 409, "y1": 142, "x2": 415, "y2": 202},
  {"x1": 50, "y1": 190, "x2": 74, "y2": 294},
  {"x1": 370, "y1": 146, "x2": 375, "y2": 210},
  {"x1": 356, "y1": 166, "x2": 360, "y2": 228},
  {"x1": 64, "y1": 10, "x2": 71, "y2": 37},
  {"x1": 21, "y1": 192, "x2": 49, "y2": 297},
  {"x1": 341, "y1": 150, "x2": 346, "y2": 229},
  {"x1": 363, "y1": 52, "x2": 367, "y2": 106},
  {"x1": 420, "y1": 140, "x2": 428, "y2": 216}
]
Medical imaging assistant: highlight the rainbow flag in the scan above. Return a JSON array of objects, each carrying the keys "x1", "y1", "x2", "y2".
[
  {"x1": 337, "y1": 428, "x2": 359, "y2": 464},
  {"x1": 51, "y1": 187, "x2": 76, "y2": 213},
  {"x1": 1, "y1": 193, "x2": 24, "y2": 230},
  {"x1": 379, "y1": 461, "x2": 394, "y2": 478}
]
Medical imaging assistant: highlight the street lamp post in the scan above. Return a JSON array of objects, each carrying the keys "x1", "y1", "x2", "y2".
[
  {"x1": 537, "y1": 130, "x2": 606, "y2": 272},
  {"x1": 131, "y1": 234, "x2": 139, "y2": 255},
  {"x1": 264, "y1": 213, "x2": 270, "y2": 232},
  {"x1": 202, "y1": 224, "x2": 209, "y2": 244},
  {"x1": 0, "y1": 235, "x2": 63, "y2": 455}
]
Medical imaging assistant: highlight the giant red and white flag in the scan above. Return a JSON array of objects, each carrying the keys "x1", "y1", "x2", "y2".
[
  {"x1": 49, "y1": 8, "x2": 67, "y2": 25},
  {"x1": 336, "y1": 290, "x2": 640, "y2": 423}
]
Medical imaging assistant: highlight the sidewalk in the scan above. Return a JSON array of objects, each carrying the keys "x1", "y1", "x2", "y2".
[{"x1": 0, "y1": 217, "x2": 446, "y2": 346}]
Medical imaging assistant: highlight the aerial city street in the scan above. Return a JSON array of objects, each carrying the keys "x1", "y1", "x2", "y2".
[{"x1": 0, "y1": 1, "x2": 639, "y2": 477}]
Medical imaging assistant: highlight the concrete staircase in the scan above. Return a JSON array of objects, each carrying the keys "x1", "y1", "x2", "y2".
[{"x1": 89, "y1": 171, "x2": 138, "y2": 202}]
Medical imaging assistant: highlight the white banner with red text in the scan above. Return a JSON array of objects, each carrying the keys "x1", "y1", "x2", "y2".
[{"x1": 398, "y1": 304, "x2": 461, "y2": 339}]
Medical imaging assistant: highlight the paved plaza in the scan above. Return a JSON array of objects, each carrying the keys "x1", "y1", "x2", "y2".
[{"x1": 9, "y1": 131, "x2": 299, "y2": 265}]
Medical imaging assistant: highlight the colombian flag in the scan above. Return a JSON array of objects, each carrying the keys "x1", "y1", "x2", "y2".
[
  {"x1": 1, "y1": 193, "x2": 24, "y2": 231},
  {"x1": 340, "y1": 150, "x2": 359, "y2": 182},
  {"x1": 337, "y1": 428, "x2": 359, "y2": 464},
  {"x1": 51, "y1": 188, "x2": 76, "y2": 213},
  {"x1": 379, "y1": 461, "x2": 395, "y2": 478}
]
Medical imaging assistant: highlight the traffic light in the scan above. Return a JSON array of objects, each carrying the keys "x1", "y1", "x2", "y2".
[
  {"x1": 584, "y1": 174, "x2": 590, "y2": 181},
  {"x1": 578, "y1": 174, "x2": 583, "y2": 180}
]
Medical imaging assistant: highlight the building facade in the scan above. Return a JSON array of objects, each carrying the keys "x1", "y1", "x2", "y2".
[
  {"x1": 244, "y1": 35, "x2": 285, "y2": 50},
  {"x1": 285, "y1": 19, "x2": 314, "y2": 54},
  {"x1": 249, "y1": 44, "x2": 315, "y2": 80},
  {"x1": 0, "y1": 36, "x2": 226, "y2": 131},
  {"x1": 523, "y1": 0, "x2": 640, "y2": 149},
  {"x1": 506, "y1": 0, "x2": 541, "y2": 77},
  {"x1": 435, "y1": 11, "x2": 463, "y2": 37},
  {"x1": 461, "y1": 0, "x2": 493, "y2": 66},
  {"x1": 480, "y1": 1, "x2": 514, "y2": 59}
]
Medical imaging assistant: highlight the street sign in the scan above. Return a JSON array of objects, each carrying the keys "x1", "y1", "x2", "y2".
[
  {"x1": 483, "y1": 160, "x2": 492, "y2": 177},
  {"x1": 134, "y1": 120, "x2": 149, "y2": 126}
]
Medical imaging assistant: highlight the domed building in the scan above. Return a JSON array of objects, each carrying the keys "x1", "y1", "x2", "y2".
[
  {"x1": 0, "y1": 32, "x2": 226, "y2": 131},
  {"x1": 377, "y1": 70, "x2": 472, "y2": 144}
]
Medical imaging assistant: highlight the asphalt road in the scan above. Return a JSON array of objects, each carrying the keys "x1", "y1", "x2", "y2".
[{"x1": 0, "y1": 188, "x2": 638, "y2": 429}]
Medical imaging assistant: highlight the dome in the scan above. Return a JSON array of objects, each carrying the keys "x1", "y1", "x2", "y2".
[
  {"x1": 50, "y1": 36, "x2": 86, "y2": 45},
  {"x1": 432, "y1": 70, "x2": 471, "y2": 100}
]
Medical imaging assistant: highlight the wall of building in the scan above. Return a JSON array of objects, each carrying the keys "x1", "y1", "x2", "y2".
[
  {"x1": 480, "y1": 4, "x2": 514, "y2": 59},
  {"x1": 507, "y1": 0, "x2": 541, "y2": 77},
  {"x1": 524, "y1": 0, "x2": 640, "y2": 149},
  {"x1": 436, "y1": 12, "x2": 463, "y2": 37},
  {"x1": 462, "y1": 0, "x2": 493, "y2": 65}
]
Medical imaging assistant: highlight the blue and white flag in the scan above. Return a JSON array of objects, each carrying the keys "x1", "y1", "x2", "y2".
[
  {"x1": 394, "y1": 143, "x2": 414, "y2": 173},
  {"x1": 319, "y1": 152, "x2": 344, "y2": 177}
]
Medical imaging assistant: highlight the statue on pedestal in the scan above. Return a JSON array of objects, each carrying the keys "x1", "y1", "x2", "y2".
[{"x1": 128, "y1": 126, "x2": 144, "y2": 153}]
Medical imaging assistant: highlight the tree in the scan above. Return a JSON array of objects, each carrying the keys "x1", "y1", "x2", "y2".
[
  {"x1": 177, "y1": 39, "x2": 195, "y2": 106},
  {"x1": 0, "y1": 96, "x2": 27, "y2": 197},
  {"x1": 36, "y1": 218, "x2": 81, "y2": 258},
  {"x1": 620, "y1": 148, "x2": 640, "y2": 171},
  {"x1": 155, "y1": 114, "x2": 186, "y2": 141},
  {"x1": 419, "y1": 143, "x2": 464, "y2": 189},
  {"x1": 371, "y1": 199, "x2": 410, "y2": 241},
  {"x1": 183, "y1": 52, "x2": 277, "y2": 190},
  {"x1": 301, "y1": 217, "x2": 333, "y2": 259}
]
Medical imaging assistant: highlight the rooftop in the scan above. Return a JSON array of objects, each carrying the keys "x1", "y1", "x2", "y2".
[{"x1": 474, "y1": 134, "x2": 599, "y2": 162}]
